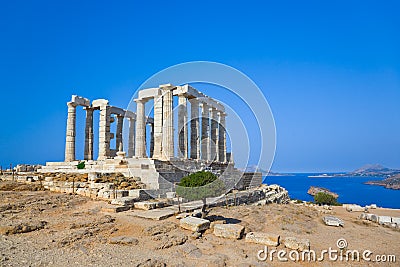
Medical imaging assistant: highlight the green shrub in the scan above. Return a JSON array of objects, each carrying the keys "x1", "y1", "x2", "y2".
[
  {"x1": 176, "y1": 171, "x2": 226, "y2": 216},
  {"x1": 77, "y1": 161, "x2": 85, "y2": 169},
  {"x1": 314, "y1": 192, "x2": 340, "y2": 205}
]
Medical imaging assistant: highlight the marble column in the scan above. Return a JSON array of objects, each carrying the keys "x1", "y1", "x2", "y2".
[
  {"x1": 84, "y1": 107, "x2": 94, "y2": 160},
  {"x1": 201, "y1": 103, "x2": 209, "y2": 161},
  {"x1": 135, "y1": 100, "x2": 146, "y2": 158},
  {"x1": 190, "y1": 99, "x2": 200, "y2": 159},
  {"x1": 98, "y1": 105, "x2": 111, "y2": 160},
  {"x1": 116, "y1": 114, "x2": 124, "y2": 151},
  {"x1": 153, "y1": 94, "x2": 163, "y2": 159},
  {"x1": 178, "y1": 94, "x2": 188, "y2": 159},
  {"x1": 210, "y1": 107, "x2": 218, "y2": 162},
  {"x1": 162, "y1": 88, "x2": 174, "y2": 159},
  {"x1": 149, "y1": 123, "x2": 154, "y2": 158},
  {"x1": 128, "y1": 118, "x2": 135, "y2": 157},
  {"x1": 65, "y1": 101, "x2": 77, "y2": 162},
  {"x1": 218, "y1": 112, "x2": 227, "y2": 162}
]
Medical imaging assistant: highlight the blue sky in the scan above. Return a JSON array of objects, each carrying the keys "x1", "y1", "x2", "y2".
[{"x1": 0, "y1": 0, "x2": 399, "y2": 172}]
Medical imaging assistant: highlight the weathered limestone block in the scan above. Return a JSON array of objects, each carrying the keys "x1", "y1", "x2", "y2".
[
  {"x1": 111, "y1": 197, "x2": 137, "y2": 206},
  {"x1": 210, "y1": 220, "x2": 226, "y2": 230},
  {"x1": 360, "y1": 213, "x2": 375, "y2": 221},
  {"x1": 213, "y1": 224, "x2": 244, "y2": 239},
  {"x1": 45, "y1": 177, "x2": 53, "y2": 182},
  {"x1": 370, "y1": 214, "x2": 379, "y2": 223},
  {"x1": 370, "y1": 204, "x2": 377, "y2": 209},
  {"x1": 134, "y1": 201, "x2": 157, "y2": 210},
  {"x1": 101, "y1": 205, "x2": 131, "y2": 213},
  {"x1": 345, "y1": 204, "x2": 365, "y2": 212},
  {"x1": 378, "y1": 216, "x2": 392, "y2": 225},
  {"x1": 283, "y1": 237, "x2": 310, "y2": 251},
  {"x1": 392, "y1": 217, "x2": 400, "y2": 225},
  {"x1": 323, "y1": 216, "x2": 344, "y2": 227},
  {"x1": 245, "y1": 232, "x2": 280, "y2": 246},
  {"x1": 115, "y1": 190, "x2": 129, "y2": 198},
  {"x1": 90, "y1": 183, "x2": 106, "y2": 190},
  {"x1": 98, "y1": 189, "x2": 112, "y2": 199},
  {"x1": 180, "y1": 216, "x2": 210, "y2": 232}
]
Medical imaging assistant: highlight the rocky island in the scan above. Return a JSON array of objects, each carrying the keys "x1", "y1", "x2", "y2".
[
  {"x1": 307, "y1": 186, "x2": 339, "y2": 198},
  {"x1": 365, "y1": 174, "x2": 400, "y2": 190}
]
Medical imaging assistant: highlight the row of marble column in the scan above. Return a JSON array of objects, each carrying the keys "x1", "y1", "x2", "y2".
[
  {"x1": 65, "y1": 93, "x2": 227, "y2": 162},
  {"x1": 65, "y1": 102, "x2": 137, "y2": 162},
  {"x1": 134, "y1": 89, "x2": 227, "y2": 162}
]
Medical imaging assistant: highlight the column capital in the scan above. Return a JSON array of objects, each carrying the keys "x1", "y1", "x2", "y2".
[
  {"x1": 218, "y1": 111, "x2": 227, "y2": 117},
  {"x1": 134, "y1": 98, "x2": 146, "y2": 104},
  {"x1": 67, "y1": 101, "x2": 78, "y2": 108}
]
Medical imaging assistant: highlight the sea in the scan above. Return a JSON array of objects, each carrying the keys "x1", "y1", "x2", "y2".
[{"x1": 263, "y1": 173, "x2": 400, "y2": 209}]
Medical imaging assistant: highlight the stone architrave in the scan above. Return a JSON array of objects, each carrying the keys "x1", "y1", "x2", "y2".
[
  {"x1": 84, "y1": 107, "x2": 94, "y2": 160},
  {"x1": 65, "y1": 101, "x2": 77, "y2": 162},
  {"x1": 162, "y1": 88, "x2": 174, "y2": 159},
  {"x1": 178, "y1": 94, "x2": 188, "y2": 159},
  {"x1": 201, "y1": 103, "x2": 209, "y2": 161},
  {"x1": 190, "y1": 99, "x2": 200, "y2": 160},
  {"x1": 135, "y1": 99, "x2": 146, "y2": 158}
]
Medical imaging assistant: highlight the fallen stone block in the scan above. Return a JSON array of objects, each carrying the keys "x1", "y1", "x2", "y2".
[
  {"x1": 101, "y1": 205, "x2": 130, "y2": 213},
  {"x1": 245, "y1": 232, "x2": 280, "y2": 246},
  {"x1": 391, "y1": 217, "x2": 400, "y2": 225},
  {"x1": 378, "y1": 216, "x2": 392, "y2": 225},
  {"x1": 180, "y1": 216, "x2": 210, "y2": 232},
  {"x1": 283, "y1": 237, "x2": 310, "y2": 251},
  {"x1": 370, "y1": 214, "x2": 379, "y2": 223},
  {"x1": 345, "y1": 204, "x2": 365, "y2": 212},
  {"x1": 134, "y1": 201, "x2": 157, "y2": 210},
  {"x1": 360, "y1": 213, "x2": 375, "y2": 221},
  {"x1": 213, "y1": 224, "x2": 244, "y2": 239},
  {"x1": 111, "y1": 197, "x2": 137, "y2": 206},
  {"x1": 176, "y1": 213, "x2": 190, "y2": 219},
  {"x1": 370, "y1": 204, "x2": 377, "y2": 209},
  {"x1": 323, "y1": 216, "x2": 344, "y2": 227},
  {"x1": 210, "y1": 220, "x2": 226, "y2": 230}
]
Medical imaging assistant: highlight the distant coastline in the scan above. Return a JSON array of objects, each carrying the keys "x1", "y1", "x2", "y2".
[{"x1": 365, "y1": 174, "x2": 400, "y2": 190}]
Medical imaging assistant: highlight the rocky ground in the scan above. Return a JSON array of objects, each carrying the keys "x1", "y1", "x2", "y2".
[{"x1": 0, "y1": 180, "x2": 399, "y2": 266}]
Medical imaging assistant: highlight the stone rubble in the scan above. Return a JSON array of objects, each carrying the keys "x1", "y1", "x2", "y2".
[
  {"x1": 359, "y1": 213, "x2": 400, "y2": 230},
  {"x1": 180, "y1": 216, "x2": 210, "y2": 232},
  {"x1": 213, "y1": 224, "x2": 245, "y2": 239},
  {"x1": 245, "y1": 232, "x2": 280, "y2": 246},
  {"x1": 283, "y1": 237, "x2": 310, "y2": 251},
  {"x1": 323, "y1": 216, "x2": 344, "y2": 227}
]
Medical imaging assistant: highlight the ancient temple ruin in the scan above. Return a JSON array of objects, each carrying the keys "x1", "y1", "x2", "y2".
[
  {"x1": 40, "y1": 84, "x2": 260, "y2": 196},
  {"x1": 63, "y1": 84, "x2": 228, "y2": 163}
]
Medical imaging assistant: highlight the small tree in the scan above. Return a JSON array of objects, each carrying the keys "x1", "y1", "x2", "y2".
[
  {"x1": 176, "y1": 171, "x2": 226, "y2": 217},
  {"x1": 314, "y1": 192, "x2": 340, "y2": 206},
  {"x1": 77, "y1": 161, "x2": 85, "y2": 169}
]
